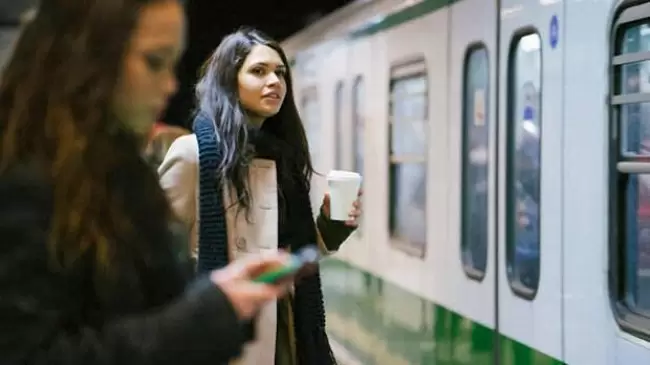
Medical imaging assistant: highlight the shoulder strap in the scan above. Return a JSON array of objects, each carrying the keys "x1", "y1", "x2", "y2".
[{"x1": 193, "y1": 114, "x2": 230, "y2": 273}]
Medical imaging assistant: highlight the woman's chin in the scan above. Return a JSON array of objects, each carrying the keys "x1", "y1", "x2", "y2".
[{"x1": 260, "y1": 107, "x2": 281, "y2": 118}]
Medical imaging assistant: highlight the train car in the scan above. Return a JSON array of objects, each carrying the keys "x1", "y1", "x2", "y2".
[{"x1": 281, "y1": 0, "x2": 650, "y2": 363}]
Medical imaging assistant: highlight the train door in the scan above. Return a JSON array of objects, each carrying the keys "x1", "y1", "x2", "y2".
[
  {"x1": 319, "y1": 41, "x2": 349, "y2": 173},
  {"x1": 294, "y1": 47, "x2": 325, "y2": 212},
  {"x1": 337, "y1": 37, "x2": 372, "y2": 259},
  {"x1": 559, "y1": 0, "x2": 615, "y2": 363},
  {"x1": 562, "y1": 0, "x2": 650, "y2": 364},
  {"x1": 497, "y1": 0, "x2": 565, "y2": 362},
  {"x1": 446, "y1": 0, "x2": 497, "y2": 361}
]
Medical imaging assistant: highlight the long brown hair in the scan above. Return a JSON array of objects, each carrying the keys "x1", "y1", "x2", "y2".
[{"x1": 0, "y1": 0, "x2": 175, "y2": 268}]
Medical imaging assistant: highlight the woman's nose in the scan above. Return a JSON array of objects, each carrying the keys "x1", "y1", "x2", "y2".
[
  {"x1": 266, "y1": 72, "x2": 281, "y2": 86},
  {"x1": 163, "y1": 74, "x2": 179, "y2": 97}
]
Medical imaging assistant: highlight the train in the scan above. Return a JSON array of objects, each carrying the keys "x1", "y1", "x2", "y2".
[{"x1": 281, "y1": 0, "x2": 650, "y2": 363}]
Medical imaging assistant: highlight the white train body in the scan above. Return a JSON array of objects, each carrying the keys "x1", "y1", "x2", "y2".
[{"x1": 282, "y1": 0, "x2": 650, "y2": 363}]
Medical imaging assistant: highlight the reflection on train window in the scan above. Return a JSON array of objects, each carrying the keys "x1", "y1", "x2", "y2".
[
  {"x1": 506, "y1": 33, "x2": 541, "y2": 298},
  {"x1": 612, "y1": 19, "x2": 650, "y2": 321},
  {"x1": 389, "y1": 72, "x2": 427, "y2": 258},
  {"x1": 461, "y1": 46, "x2": 490, "y2": 280},
  {"x1": 335, "y1": 81, "x2": 344, "y2": 170},
  {"x1": 618, "y1": 23, "x2": 650, "y2": 158},
  {"x1": 352, "y1": 76, "x2": 365, "y2": 233},
  {"x1": 622, "y1": 173, "x2": 650, "y2": 314}
]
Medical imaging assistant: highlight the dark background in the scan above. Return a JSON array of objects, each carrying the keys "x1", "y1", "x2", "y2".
[{"x1": 162, "y1": 0, "x2": 352, "y2": 129}]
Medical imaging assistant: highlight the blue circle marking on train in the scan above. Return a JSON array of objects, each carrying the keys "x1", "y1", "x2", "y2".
[
  {"x1": 550, "y1": 15, "x2": 559, "y2": 49},
  {"x1": 524, "y1": 106, "x2": 534, "y2": 121}
]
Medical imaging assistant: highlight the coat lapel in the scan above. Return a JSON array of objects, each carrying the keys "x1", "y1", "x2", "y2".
[{"x1": 224, "y1": 158, "x2": 278, "y2": 365}]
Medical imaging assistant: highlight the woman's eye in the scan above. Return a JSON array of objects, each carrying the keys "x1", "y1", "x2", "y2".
[
  {"x1": 251, "y1": 67, "x2": 265, "y2": 76},
  {"x1": 145, "y1": 54, "x2": 165, "y2": 72}
]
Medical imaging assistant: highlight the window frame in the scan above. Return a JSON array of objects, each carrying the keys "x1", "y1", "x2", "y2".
[
  {"x1": 334, "y1": 81, "x2": 344, "y2": 170},
  {"x1": 352, "y1": 75, "x2": 365, "y2": 175},
  {"x1": 609, "y1": 0, "x2": 650, "y2": 340},
  {"x1": 300, "y1": 86, "x2": 321, "y2": 164},
  {"x1": 300, "y1": 86, "x2": 322, "y2": 209},
  {"x1": 460, "y1": 43, "x2": 491, "y2": 282},
  {"x1": 352, "y1": 75, "x2": 365, "y2": 235},
  {"x1": 505, "y1": 28, "x2": 543, "y2": 300},
  {"x1": 387, "y1": 56, "x2": 428, "y2": 259}
]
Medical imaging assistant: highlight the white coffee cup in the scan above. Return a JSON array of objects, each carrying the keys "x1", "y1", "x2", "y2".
[{"x1": 326, "y1": 170, "x2": 362, "y2": 221}]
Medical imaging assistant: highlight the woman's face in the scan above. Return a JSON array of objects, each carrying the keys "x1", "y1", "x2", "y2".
[
  {"x1": 237, "y1": 44, "x2": 287, "y2": 126},
  {"x1": 113, "y1": 0, "x2": 185, "y2": 136}
]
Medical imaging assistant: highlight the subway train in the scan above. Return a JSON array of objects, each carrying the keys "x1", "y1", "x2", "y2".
[{"x1": 281, "y1": 0, "x2": 650, "y2": 363}]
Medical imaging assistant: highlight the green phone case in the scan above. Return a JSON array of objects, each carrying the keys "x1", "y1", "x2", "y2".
[
  {"x1": 252, "y1": 258, "x2": 302, "y2": 284},
  {"x1": 252, "y1": 245, "x2": 320, "y2": 284}
]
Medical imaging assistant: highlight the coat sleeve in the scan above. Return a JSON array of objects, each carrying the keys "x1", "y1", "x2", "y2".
[
  {"x1": 158, "y1": 134, "x2": 199, "y2": 259},
  {"x1": 315, "y1": 207, "x2": 357, "y2": 255},
  {"x1": 0, "y1": 164, "x2": 247, "y2": 365}
]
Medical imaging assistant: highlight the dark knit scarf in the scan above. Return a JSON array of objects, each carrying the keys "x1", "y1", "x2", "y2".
[{"x1": 193, "y1": 114, "x2": 336, "y2": 365}]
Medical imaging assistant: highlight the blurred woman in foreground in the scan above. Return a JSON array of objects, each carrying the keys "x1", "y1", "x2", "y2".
[{"x1": 0, "y1": 1, "x2": 291, "y2": 364}]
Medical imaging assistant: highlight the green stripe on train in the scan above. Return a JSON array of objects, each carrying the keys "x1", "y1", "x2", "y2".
[
  {"x1": 321, "y1": 258, "x2": 565, "y2": 365},
  {"x1": 349, "y1": 0, "x2": 459, "y2": 39}
]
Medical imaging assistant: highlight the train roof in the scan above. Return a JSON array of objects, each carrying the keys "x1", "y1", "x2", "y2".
[
  {"x1": 282, "y1": 0, "x2": 411, "y2": 58},
  {"x1": 282, "y1": 0, "x2": 455, "y2": 59}
]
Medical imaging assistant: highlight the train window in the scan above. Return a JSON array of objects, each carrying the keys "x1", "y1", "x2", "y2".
[
  {"x1": 506, "y1": 33, "x2": 541, "y2": 298},
  {"x1": 461, "y1": 46, "x2": 490, "y2": 280},
  {"x1": 353, "y1": 76, "x2": 365, "y2": 175},
  {"x1": 335, "y1": 81, "x2": 344, "y2": 170},
  {"x1": 388, "y1": 60, "x2": 427, "y2": 258},
  {"x1": 352, "y1": 76, "x2": 365, "y2": 233},
  {"x1": 301, "y1": 89, "x2": 321, "y2": 166},
  {"x1": 301, "y1": 89, "x2": 322, "y2": 209},
  {"x1": 611, "y1": 6, "x2": 650, "y2": 336}
]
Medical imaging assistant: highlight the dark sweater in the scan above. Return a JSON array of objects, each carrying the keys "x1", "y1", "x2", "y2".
[{"x1": 0, "y1": 161, "x2": 251, "y2": 365}]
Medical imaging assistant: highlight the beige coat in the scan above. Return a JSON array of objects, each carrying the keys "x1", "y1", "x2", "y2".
[{"x1": 158, "y1": 134, "x2": 336, "y2": 365}]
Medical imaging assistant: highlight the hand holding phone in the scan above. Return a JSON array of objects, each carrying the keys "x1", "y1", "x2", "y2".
[
  {"x1": 210, "y1": 252, "x2": 294, "y2": 320},
  {"x1": 252, "y1": 245, "x2": 321, "y2": 284}
]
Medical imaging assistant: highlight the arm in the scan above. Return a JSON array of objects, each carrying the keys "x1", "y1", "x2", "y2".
[
  {"x1": 0, "y1": 164, "x2": 247, "y2": 365},
  {"x1": 158, "y1": 134, "x2": 198, "y2": 259},
  {"x1": 315, "y1": 206, "x2": 356, "y2": 255}
]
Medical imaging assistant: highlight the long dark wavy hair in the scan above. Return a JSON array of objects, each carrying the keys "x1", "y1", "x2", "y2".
[
  {"x1": 195, "y1": 27, "x2": 314, "y2": 214},
  {"x1": 0, "y1": 0, "x2": 176, "y2": 268}
]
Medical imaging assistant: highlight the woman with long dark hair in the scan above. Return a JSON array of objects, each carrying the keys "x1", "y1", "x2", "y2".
[
  {"x1": 159, "y1": 27, "x2": 362, "y2": 365},
  {"x1": 0, "y1": 2, "x2": 293, "y2": 364}
]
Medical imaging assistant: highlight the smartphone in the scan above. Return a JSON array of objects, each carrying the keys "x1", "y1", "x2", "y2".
[{"x1": 253, "y1": 245, "x2": 321, "y2": 284}]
